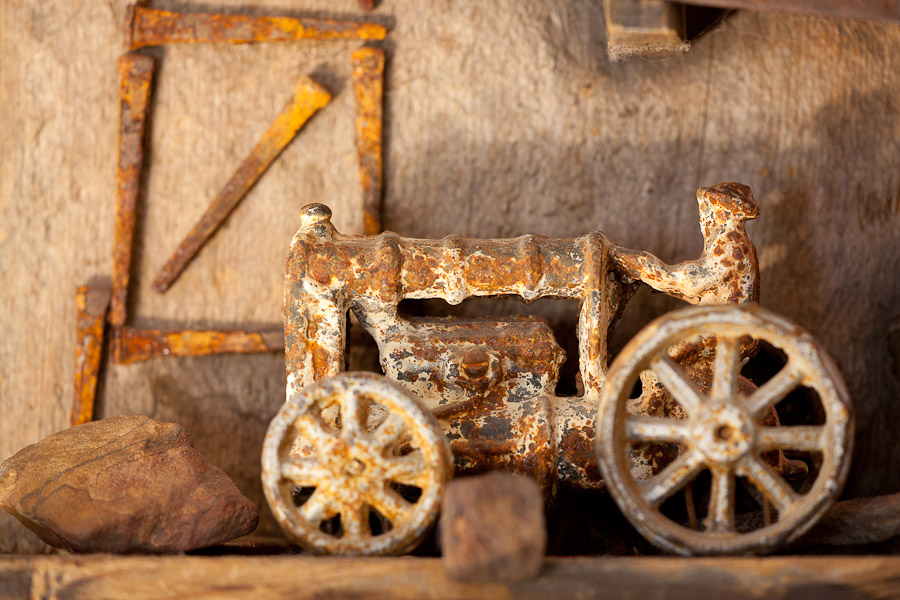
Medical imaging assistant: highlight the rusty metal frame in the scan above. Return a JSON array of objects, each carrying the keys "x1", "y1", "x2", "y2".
[{"x1": 77, "y1": 6, "x2": 389, "y2": 423}]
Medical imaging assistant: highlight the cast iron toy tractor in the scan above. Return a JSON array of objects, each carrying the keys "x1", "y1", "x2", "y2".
[{"x1": 261, "y1": 183, "x2": 853, "y2": 556}]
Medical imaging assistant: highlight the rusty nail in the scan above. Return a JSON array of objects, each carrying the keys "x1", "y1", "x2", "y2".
[
  {"x1": 113, "y1": 326, "x2": 284, "y2": 364},
  {"x1": 126, "y1": 5, "x2": 387, "y2": 51},
  {"x1": 352, "y1": 47, "x2": 385, "y2": 236},
  {"x1": 72, "y1": 285, "x2": 112, "y2": 426},
  {"x1": 110, "y1": 53, "x2": 155, "y2": 327},
  {"x1": 151, "y1": 76, "x2": 331, "y2": 293}
]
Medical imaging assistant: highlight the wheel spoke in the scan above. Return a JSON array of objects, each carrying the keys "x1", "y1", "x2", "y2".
[
  {"x1": 744, "y1": 365, "x2": 802, "y2": 416},
  {"x1": 706, "y1": 467, "x2": 735, "y2": 533},
  {"x1": 650, "y1": 355, "x2": 704, "y2": 415},
  {"x1": 299, "y1": 490, "x2": 336, "y2": 525},
  {"x1": 738, "y1": 455, "x2": 799, "y2": 514},
  {"x1": 340, "y1": 393, "x2": 368, "y2": 441},
  {"x1": 281, "y1": 458, "x2": 329, "y2": 486},
  {"x1": 641, "y1": 450, "x2": 705, "y2": 507},
  {"x1": 757, "y1": 425, "x2": 825, "y2": 452},
  {"x1": 341, "y1": 505, "x2": 370, "y2": 539},
  {"x1": 373, "y1": 413, "x2": 406, "y2": 451},
  {"x1": 625, "y1": 416, "x2": 688, "y2": 443},
  {"x1": 383, "y1": 452, "x2": 429, "y2": 488},
  {"x1": 368, "y1": 485, "x2": 413, "y2": 524},
  {"x1": 711, "y1": 335, "x2": 741, "y2": 402},
  {"x1": 294, "y1": 413, "x2": 339, "y2": 453}
]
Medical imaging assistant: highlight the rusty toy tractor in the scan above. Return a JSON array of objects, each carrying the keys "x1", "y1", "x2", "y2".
[{"x1": 261, "y1": 183, "x2": 853, "y2": 556}]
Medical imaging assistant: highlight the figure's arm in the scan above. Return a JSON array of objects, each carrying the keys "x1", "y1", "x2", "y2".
[{"x1": 610, "y1": 246, "x2": 711, "y2": 305}]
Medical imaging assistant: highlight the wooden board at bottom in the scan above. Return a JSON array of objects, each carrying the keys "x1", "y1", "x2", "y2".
[{"x1": 1, "y1": 555, "x2": 898, "y2": 600}]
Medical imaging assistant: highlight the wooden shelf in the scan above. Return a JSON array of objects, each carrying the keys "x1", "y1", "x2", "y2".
[{"x1": 1, "y1": 554, "x2": 899, "y2": 599}]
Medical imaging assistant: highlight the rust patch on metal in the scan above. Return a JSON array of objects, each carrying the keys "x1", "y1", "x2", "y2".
[
  {"x1": 351, "y1": 47, "x2": 384, "y2": 235},
  {"x1": 110, "y1": 53, "x2": 155, "y2": 327},
  {"x1": 125, "y1": 5, "x2": 387, "y2": 50},
  {"x1": 152, "y1": 76, "x2": 331, "y2": 293},
  {"x1": 113, "y1": 326, "x2": 284, "y2": 364},
  {"x1": 72, "y1": 286, "x2": 111, "y2": 426}
]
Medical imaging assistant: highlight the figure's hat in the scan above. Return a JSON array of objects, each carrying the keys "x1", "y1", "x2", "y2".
[{"x1": 697, "y1": 182, "x2": 760, "y2": 220}]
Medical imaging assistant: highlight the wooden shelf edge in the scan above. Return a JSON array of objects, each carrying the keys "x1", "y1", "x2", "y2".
[{"x1": 1, "y1": 554, "x2": 899, "y2": 599}]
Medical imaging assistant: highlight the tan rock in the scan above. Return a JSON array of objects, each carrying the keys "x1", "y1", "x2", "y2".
[{"x1": 0, "y1": 415, "x2": 258, "y2": 553}]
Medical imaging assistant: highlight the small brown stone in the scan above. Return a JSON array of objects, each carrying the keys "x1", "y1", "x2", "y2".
[
  {"x1": 440, "y1": 471, "x2": 545, "y2": 581},
  {"x1": 0, "y1": 415, "x2": 258, "y2": 553}
]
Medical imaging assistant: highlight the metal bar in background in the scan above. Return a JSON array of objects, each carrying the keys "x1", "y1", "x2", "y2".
[
  {"x1": 126, "y1": 5, "x2": 387, "y2": 50},
  {"x1": 151, "y1": 76, "x2": 331, "y2": 293},
  {"x1": 671, "y1": 0, "x2": 900, "y2": 25},
  {"x1": 110, "y1": 53, "x2": 155, "y2": 327},
  {"x1": 112, "y1": 326, "x2": 285, "y2": 364},
  {"x1": 352, "y1": 47, "x2": 386, "y2": 235},
  {"x1": 72, "y1": 286, "x2": 111, "y2": 426}
]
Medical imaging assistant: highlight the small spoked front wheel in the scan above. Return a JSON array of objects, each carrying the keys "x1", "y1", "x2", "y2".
[
  {"x1": 261, "y1": 372, "x2": 452, "y2": 555},
  {"x1": 596, "y1": 305, "x2": 853, "y2": 555}
]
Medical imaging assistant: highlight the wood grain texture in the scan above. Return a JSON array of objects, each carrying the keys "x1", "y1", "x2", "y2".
[
  {"x1": 1, "y1": 0, "x2": 899, "y2": 553},
  {"x1": 0, "y1": 555, "x2": 899, "y2": 599}
]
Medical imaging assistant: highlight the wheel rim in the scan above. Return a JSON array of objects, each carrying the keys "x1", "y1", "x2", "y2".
[
  {"x1": 262, "y1": 372, "x2": 452, "y2": 555},
  {"x1": 596, "y1": 305, "x2": 853, "y2": 555}
]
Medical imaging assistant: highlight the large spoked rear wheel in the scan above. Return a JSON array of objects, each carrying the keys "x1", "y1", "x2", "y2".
[
  {"x1": 262, "y1": 372, "x2": 452, "y2": 555},
  {"x1": 596, "y1": 305, "x2": 853, "y2": 555}
]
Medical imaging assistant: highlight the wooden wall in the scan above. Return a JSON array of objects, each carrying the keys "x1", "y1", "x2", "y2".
[{"x1": 1, "y1": 0, "x2": 898, "y2": 552}]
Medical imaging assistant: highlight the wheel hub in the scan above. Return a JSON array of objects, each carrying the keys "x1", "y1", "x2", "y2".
[
  {"x1": 691, "y1": 402, "x2": 754, "y2": 464},
  {"x1": 343, "y1": 458, "x2": 367, "y2": 477}
]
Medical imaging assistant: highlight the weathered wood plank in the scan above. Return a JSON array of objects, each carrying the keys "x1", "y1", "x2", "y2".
[{"x1": 0, "y1": 555, "x2": 896, "y2": 600}]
